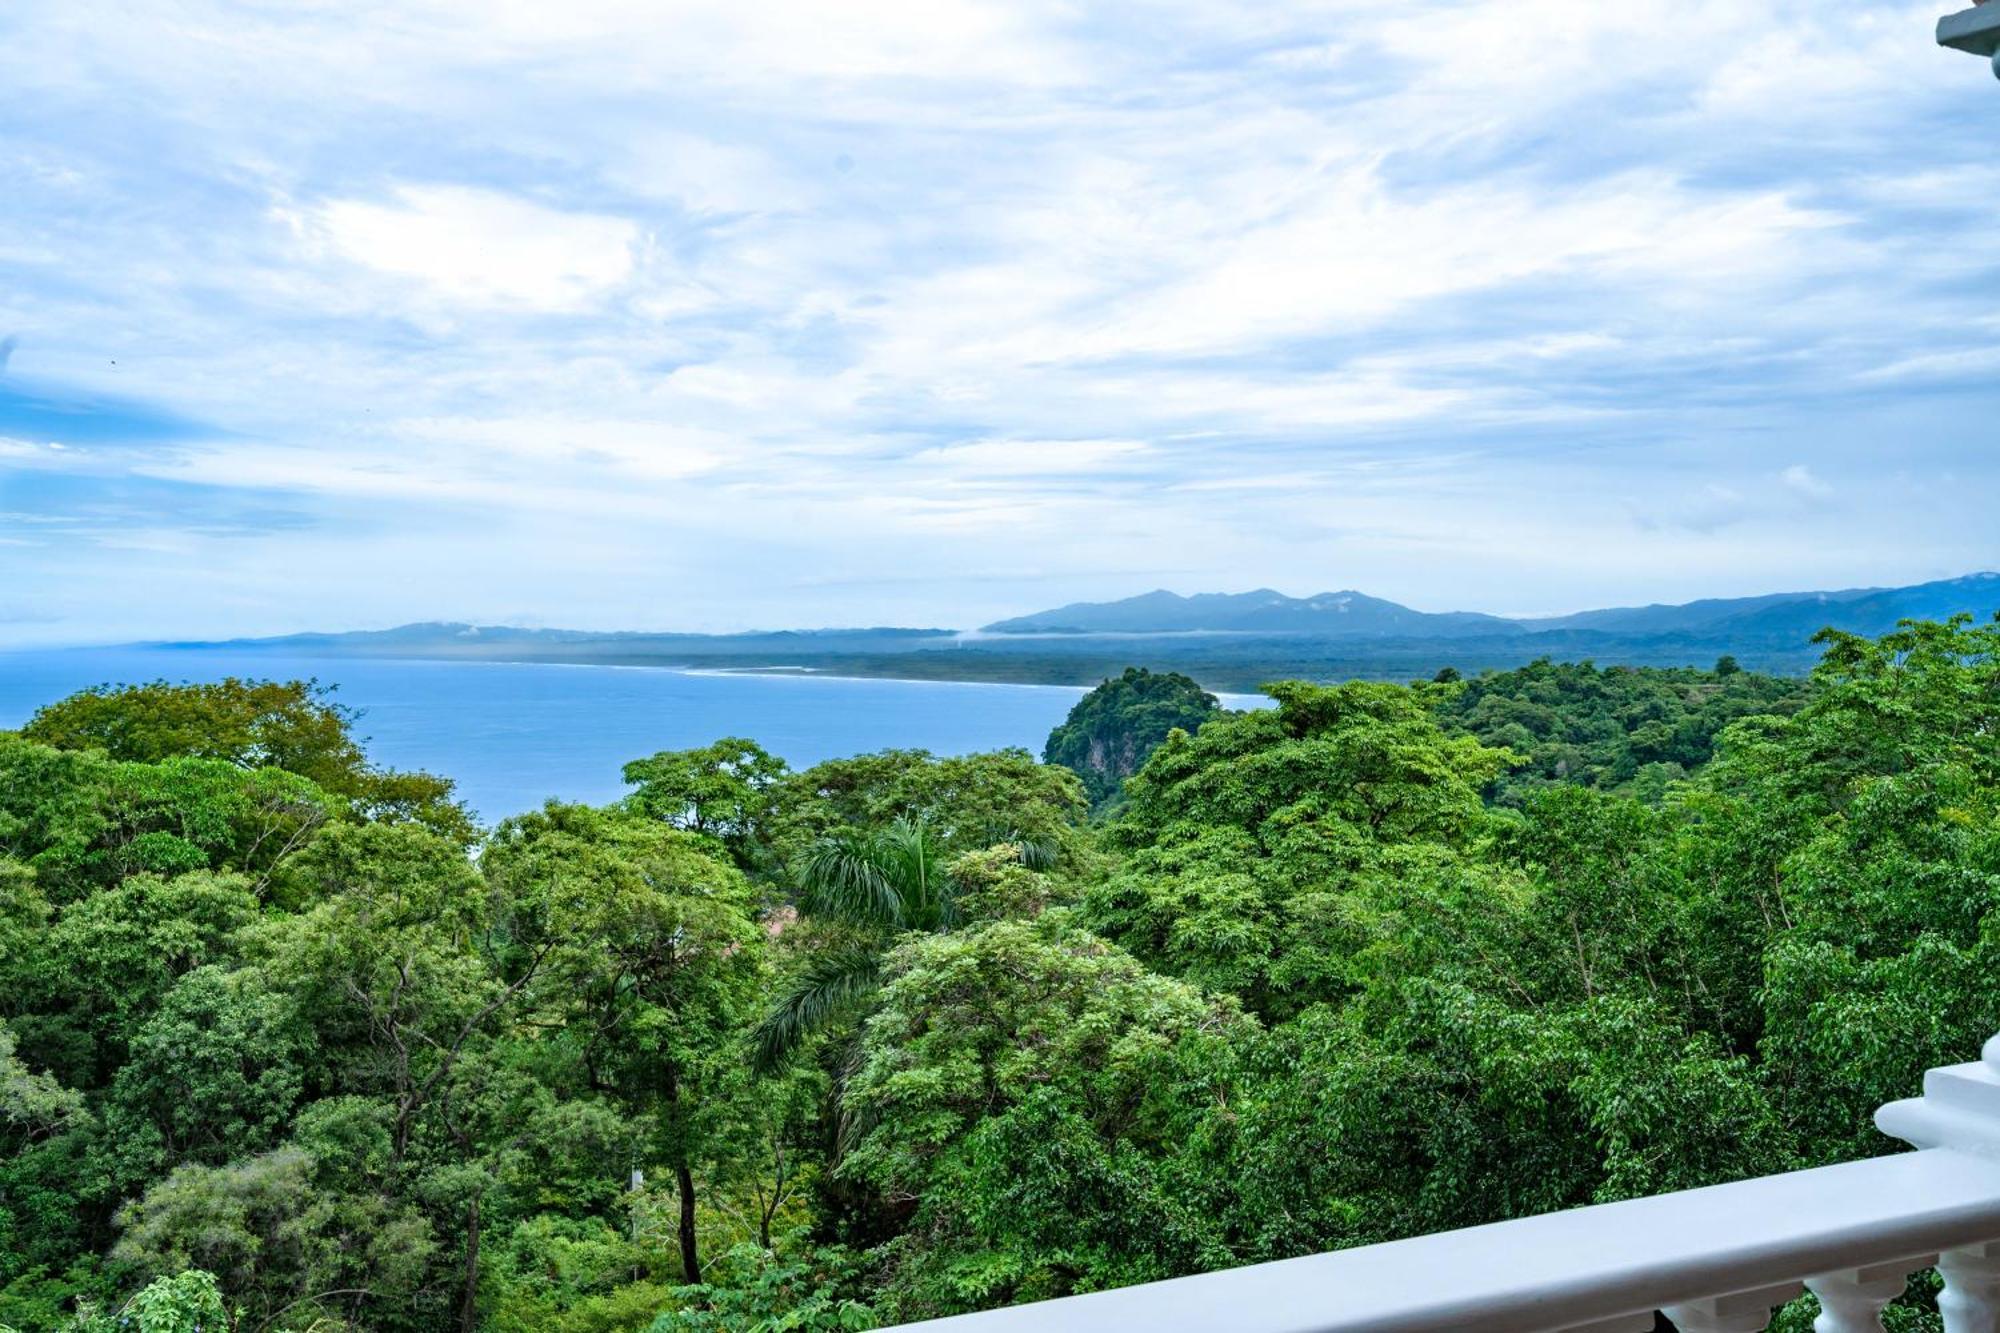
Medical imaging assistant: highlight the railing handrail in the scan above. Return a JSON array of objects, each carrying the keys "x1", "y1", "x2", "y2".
[
  {"x1": 888, "y1": 1040, "x2": 2000, "y2": 1332},
  {"x1": 891, "y1": 1150, "x2": 2000, "y2": 1332},
  {"x1": 1939, "y1": 0, "x2": 2000, "y2": 60}
]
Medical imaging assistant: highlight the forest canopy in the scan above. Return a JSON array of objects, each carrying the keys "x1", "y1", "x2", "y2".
[
  {"x1": 2, "y1": 616, "x2": 1997, "y2": 1331},
  {"x1": 1040, "y1": 666, "x2": 1221, "y2": 808}
]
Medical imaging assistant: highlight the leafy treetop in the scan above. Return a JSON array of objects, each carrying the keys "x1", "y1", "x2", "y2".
[
  {"x1": 22, "y1": 678, "x2": 470, "y2": 842},
  {"x1": 1042, "y1": 667, "x2": 1222, "y2": 809}
]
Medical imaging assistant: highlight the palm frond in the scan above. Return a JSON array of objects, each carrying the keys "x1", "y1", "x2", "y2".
[
  {"x1": 964, "y1": 818, "x2": 1062, "y2": 872},
  {"x1": 1009, "y1": 835, "x2": 1060, "y2": 871},
  {"x1": 880, "y1": 814, "x2": 952, "y2": 930},
  {"x1": 794, "y1": 830, "x2": 906, "y2": 930},
  {"x1": 750, "y1": 948, "x2": 884, "y2": 1075}
]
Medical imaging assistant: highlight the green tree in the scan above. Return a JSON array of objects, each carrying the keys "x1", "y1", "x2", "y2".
[
  {"x1": 18, "y1": 871, "x2": 260, "y2": 1091},
  {"x1": 763, "y1": 750, "x2": 1087, "y2": 871},
  {"x1": 840, "y1": 918, "x2": 1254, "y2": 1318},
  {"x1": 1223, "y1": 989, "x2": 1788, "y2": 1265},
  {"x1": 1084, "y1": 680, "x2": 1515, "y2": 1019},
  {"x1": 751, "y1": 816, "x2": 956, "y2": 1074},
  {"x1": 1699, "y1": 620, "x2": 2000, "y2": 1163},
  {"x1": 23, "y1": 679, "x2": 366, "y2": 779},
  {"x1": 1431, "y1": 657, "x2": 1811, "y2": 804},
  {"x1": 1778, "y1": 615, "x2": 2000, "y2": 797},
  {"x1": 92, "y1": 1269, "x2": 231, "y2": 1333},
  {"x1": 0, "y1": 736, "x2": 339, "y2": 903},
  {"x1": 483, "y1": 804, "x2": 767, "y2": 1288},
  {"x1": 482, "y1": 1213, "x2": 658, "y2": 1332},
  {"x1": 125, "y1": 1269, "x2": 230, "y2": 1333},
  {"x1": 24, "y1": 679, "x2": 470, "y2": 842},
  {"x1": 1042, "y1": 668, "x2": 1222, "y2": 809},
  {"x1": 647, "y1": 1244, "x2": 877, "y2": 1332},
  {"x1": 110, "y1": 1146, "x2": 434, "y2": 1331},
  {"x1": 248, "y1": 821, "x2": 535, "y2": 1327},
  {"x1": 622, "y1": 739, "x2": 789, "y2": 872},
  {"x1": 104, "y1": 966, "x2": 308, "y2": 1188},
  {"x1": 0, "y1": 1020, "x2": 98, "y2": 1322}
]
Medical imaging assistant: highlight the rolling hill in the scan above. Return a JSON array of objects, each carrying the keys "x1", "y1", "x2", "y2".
[
  {"x1": 982, "y1": 589, "x2": 1519, "y2": 637},
  {"x1": 131, "y1": 573, "x2": 2000, "y2": 692},
  {"x1": 986, "y1": 573, "x2": 2000, "y2": 644}
]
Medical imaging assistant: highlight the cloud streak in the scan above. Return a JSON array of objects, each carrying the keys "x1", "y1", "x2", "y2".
[{"x1": 0, "y1": 0, "x2": 1994, "y2": 644}]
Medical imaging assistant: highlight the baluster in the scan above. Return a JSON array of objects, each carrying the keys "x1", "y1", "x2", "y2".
[
  {"x1": 1664, "y1": 1281, "x2": 1803, "y2": 1332},
  {"x1": 1561, "y1": 1315, "x2": 1657, "y2": 1332},
  {"x1": 1805, "y1": 1260, "x2": 1928, "y2": 1333},
  {"x1": 1941, "y1": 1241, "x2": 2000, "y2": 1333}
]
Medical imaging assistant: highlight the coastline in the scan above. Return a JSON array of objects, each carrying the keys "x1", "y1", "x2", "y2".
[
  {"x1": 12, "y1": 620, "x2": 1855, "y2": 698},
  {"x1": 374, "y1": 653, "x2": 1279, "y2": 707}
]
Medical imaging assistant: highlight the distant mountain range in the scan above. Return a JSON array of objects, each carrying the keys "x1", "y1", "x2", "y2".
[
  {"x1": 982, "y1": 574, "x2": 2000, "y2": 644},
  {"x1": 983, "y1": 589, "x2": 1515, "y2": 638},
  {"x1": 143, "y1": 573, "x2": 2000, "y2": 692},
  {"x1": 162, "y1": 623, "x2": 956, "y2": 656}
]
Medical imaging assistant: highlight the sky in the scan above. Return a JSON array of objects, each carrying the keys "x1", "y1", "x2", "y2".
[{"x1": 2, "y1": 0, "x2": 1997, "y2": 645}]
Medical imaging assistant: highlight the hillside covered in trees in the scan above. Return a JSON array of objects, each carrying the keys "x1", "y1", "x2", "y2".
[
  {"x1": 3, "y1": 618, "x2": 1997, "y2": 1331},
  {"x1": 1041, "y1": 667, "x2": 1221, "y2": 809},
  {"x1": 174, "y1": 573, "x2": 2000, "y2": 690}
]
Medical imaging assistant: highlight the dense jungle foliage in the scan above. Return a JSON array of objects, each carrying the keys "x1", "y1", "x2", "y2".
[
  {"x1": 1040, "y1": 667, "x2": 1220, "y2": 809},
  {"x1": 1430, "y1": 656, "x2": 1816, "y2": 805},
  {"x1": 2, "y1": 617, "x2": 1996, "y2": 1331}
]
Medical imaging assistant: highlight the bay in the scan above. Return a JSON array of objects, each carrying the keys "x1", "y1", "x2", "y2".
[{"x1": 0, "y1": 648, "x2": 1122, "y2": 825}]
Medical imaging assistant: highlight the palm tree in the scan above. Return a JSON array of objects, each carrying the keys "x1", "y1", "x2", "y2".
[
  {"x1": 750, "y1": 814, "x2": 963, "y2": 1074},
  {"x1": 753, "y1": 815, "x2": 1064, "y2": 1073},
  {"x1": 795, "y1": 814, "x2": 957, "y2": 934}
]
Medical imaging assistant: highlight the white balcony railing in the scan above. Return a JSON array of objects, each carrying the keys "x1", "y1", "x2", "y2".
[
  {"x1": 1940, "y1": 0, "x2": 2000, "y2": 73},
  {"x1": 890, "y1": 1035, "x2": 2000, "y2": 1333}
]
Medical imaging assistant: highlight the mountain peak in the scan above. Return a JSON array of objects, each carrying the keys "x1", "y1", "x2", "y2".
[
  {"x1": 981, "y1": 588, "x2": 1514, "y2": 638},
  {"x1": 983, "y1": 573, "x2": 2000, "y2": 643}
]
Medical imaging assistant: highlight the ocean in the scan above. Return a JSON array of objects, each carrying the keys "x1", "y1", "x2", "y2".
[{"x1": 0, "y1": 648, "x2": 1204, "y2": 824}]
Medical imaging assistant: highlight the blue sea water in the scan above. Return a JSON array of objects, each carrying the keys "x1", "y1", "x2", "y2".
[{"x1": 0, "y1": 649, "x2": 1251, "y2": 825}]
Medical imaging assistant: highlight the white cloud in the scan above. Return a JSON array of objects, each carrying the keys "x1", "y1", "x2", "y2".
[
  {"x1": 1782, "y1": 465, "x2": 1834, "y2": 500},
  {"x1": 1860, "y1": 346, "x2": 2000, "y2": 384},
  {"x1": 611, "y1": 135, "x2": 807, "y2": 216},
  {"x1": 424, "y1": 0, "x2": 1083, "y2": 92},
  {"x1": 394, "y1": 416, "x2": 731, "y2": 481},
  {"x1": 299, "y1": 186, "x2": 639, "y2": 311},
  {"x1": 908, "y1": 439, "x2": 1151, "y2": 476},
  {"x1": 2, "y1": 0, "x2": 1996, "y2": 644},
  {"x1": 0, "y1": 437, "x2": 91, "y2": 467}
]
